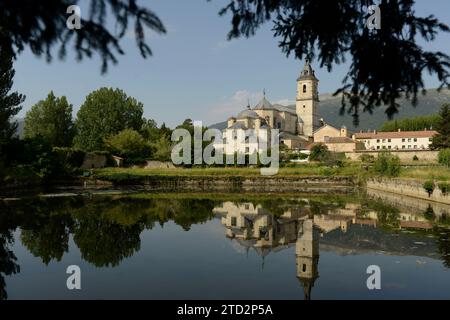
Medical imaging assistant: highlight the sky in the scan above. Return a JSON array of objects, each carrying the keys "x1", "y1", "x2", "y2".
[{"x1": 12, "y1": 0, "x2": 450, "y2": 128}]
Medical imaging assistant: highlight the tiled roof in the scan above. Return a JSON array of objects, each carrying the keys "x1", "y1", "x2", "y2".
[
  {"x1": 228, "y1": 122, "x2": 247, "y2": 130},
  {"x1": 254, "y1": 97, "x2": 275, "y2": 110},
  {"x1": 297, "y1": 60, "x2": 318, "y2": 81},
  {"x1": 236, "y1": 109, "x2": 261, "y2": 119},
  {"x1": 325, "y1": 137, "x2": 355, "y2": 143},
  {"x1": 354, "y1": 130, "x2": 438, "y2": 139},
  {"x1": 273, "y1": 104, "x2": 297, "y2": 115}
]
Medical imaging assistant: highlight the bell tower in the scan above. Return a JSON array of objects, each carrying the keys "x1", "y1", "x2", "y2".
[
  {"x1": 296, "y1": 219, "x2": 319, "y2": 300},
  {"x1": 296, "y1": 59, "x2": 320, "y2": 137}
]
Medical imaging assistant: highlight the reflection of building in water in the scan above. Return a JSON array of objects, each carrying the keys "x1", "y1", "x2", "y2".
[
  {"x1": 214, "y1": 198, "x2": 440, "y2": 299},
  {"x1": 214, "y1": 201, "x2": 363, "y2": 299},
  {"x1": 214, "y1": 201, "x2": 307, "y2": 250},
  {"x1": 296, "y1": 219, "x2": 319, "y2": 300}
]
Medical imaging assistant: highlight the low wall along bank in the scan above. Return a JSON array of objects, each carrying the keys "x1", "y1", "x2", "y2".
[
  {"x1": 345, "y1": 150, "x2": 438, "y2": 161},
  {"x1": 367, "y1": 178, "x2": 450, "y2": 205}
]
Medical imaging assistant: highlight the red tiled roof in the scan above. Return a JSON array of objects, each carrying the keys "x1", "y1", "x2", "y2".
[
  {"x1": 354, "y1": 130, "x2": 437, "y2": 139},
  {"x1": 325, "y1": 137, "x2": 355, "y2": 144}
]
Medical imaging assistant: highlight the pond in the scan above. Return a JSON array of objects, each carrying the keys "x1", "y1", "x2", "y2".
[{"x1": 0, "y1": 189, "x2": 450, "y2": 300}]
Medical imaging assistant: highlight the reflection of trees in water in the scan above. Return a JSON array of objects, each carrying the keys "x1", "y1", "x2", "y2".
[
  {"x1": 0, "y1": 203, "x2": 20, "y2": 300},
  {"x1": 1, "y1": 193, "x2": 450, "y2": 298},
  {"x1": 435, "y1": 228, "x2": 450, "y2": 268},
  {"x1": 0, "y1": 232, "x2": 20, "y2": 300},
  {"x1": 73, "y1": 214, "x2": 143, "y2": 268},
  {"x1": 21, "y1": 215, "x2": 73, "y2": 265}
]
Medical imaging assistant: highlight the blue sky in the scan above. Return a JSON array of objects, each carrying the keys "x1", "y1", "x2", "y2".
[{"x1": 12, "y1": 0, "x2": 450, "y2": 127}]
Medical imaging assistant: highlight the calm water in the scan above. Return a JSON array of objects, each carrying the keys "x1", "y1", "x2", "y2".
[{"x1": 1, "y1": 189, "x2": 450, "y2": 300}]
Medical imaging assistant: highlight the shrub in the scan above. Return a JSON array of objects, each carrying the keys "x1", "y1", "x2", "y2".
[
  {"x1": 423, "y1": 180, "x2": 435, "y2": 197},
  {"x1": 360, "y1": 154, "x2": 375, "y2": 163},
  {"x1": 53, "y1": 147, "x2": 86, "y2": 168},
  {"x1": 105, "y1": 129, "x2": 151, "y2": 164},
  {"x1": 309, "y1": 144, "x2": 330, "y2": 162},
  {"x1": 438, "y1": 182, "x2": 450, "y2": 195},
  {"x1": 438, "y1": 149, "x2": 450, "y2": 167},
  {"x1": 288, "y1": 152, "x2": 308, "y2": 160},
  {"x1": 373, "y1": 152, "x2": 401, "y2": 177}
]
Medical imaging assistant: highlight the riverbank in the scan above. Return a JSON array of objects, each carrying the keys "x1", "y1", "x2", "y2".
[
  {"x1": 367, "y1": 177, "x2": 450, "y2": 205},
  {"x1": 2, "y1": 164, "x2": 449, "y2": 198}
]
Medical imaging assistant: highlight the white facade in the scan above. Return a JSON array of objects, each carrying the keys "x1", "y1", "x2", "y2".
[{"x1": 353, "y1": 130, "x2": 437, "y2": 151}]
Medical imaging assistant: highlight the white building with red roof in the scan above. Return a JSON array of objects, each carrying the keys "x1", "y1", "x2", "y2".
[{"x1": 353, "y1": 129, "x2": 437, "y2": 151}]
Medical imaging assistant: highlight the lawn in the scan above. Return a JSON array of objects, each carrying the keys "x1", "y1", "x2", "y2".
[
  {"x1": 93, "y1": 163, "x2": 450, "y2": 183},
  {"x1": 94, "y1": 164, "x2": 362, "y2": 179},
  {"x1": 400, "y1": 166, "x2": 450, "y2": 182}
]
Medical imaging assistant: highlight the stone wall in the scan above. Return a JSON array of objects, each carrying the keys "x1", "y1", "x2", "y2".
[
  {"x1": 366, "y1": 188, "x2": 450, "y2": 217},
  {"x1": 94, "y1": 175, "x2": 355, "y2": 193},
  {"x1": 367, "y1": 177, "x2": 450, "y2": 204},
  {"x1": 81, "y1": 153, "x2": 108, "y2": 169},
  {"x1": 345, "y1": 150, "x2": 438, "y2": 161}
]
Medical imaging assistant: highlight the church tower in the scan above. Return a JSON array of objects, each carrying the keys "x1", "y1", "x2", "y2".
[
  {"x1": 296, "y1": 60, "x2": 320, "y2": 137},
  {"x1": 296, "y1": 219, "x2": 319, "y2": 300}
]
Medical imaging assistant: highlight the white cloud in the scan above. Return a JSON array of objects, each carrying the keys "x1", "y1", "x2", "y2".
[
  {"x1": 212, "y1": 40, "x2": 234, "y2": 51},
  {"x1": 205, "y1": 90, "x2": 264, "y2": 124}
]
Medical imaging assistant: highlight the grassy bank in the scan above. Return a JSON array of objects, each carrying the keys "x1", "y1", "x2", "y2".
[
  {"x1": 94, "y1": 165, "x2": 361, "y2": 179},
  {"x1": 93, "y1": 164, "x2": 450, "y2": 184},
  {"x1": 400, "y1": 166, "x2": 450, "y2": 182}
]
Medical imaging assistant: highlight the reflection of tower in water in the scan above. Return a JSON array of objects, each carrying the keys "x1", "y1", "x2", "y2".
[{"x1": 296, "y1": 219, "x2": 320, "y2": 300}]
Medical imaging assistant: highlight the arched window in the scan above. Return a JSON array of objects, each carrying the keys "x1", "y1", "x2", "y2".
[{"x1": 303, "y1": 84, "x2": 307, "y2": 93}]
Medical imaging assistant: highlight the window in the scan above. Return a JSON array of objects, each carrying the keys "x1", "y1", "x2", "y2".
[
  {"x1": 377, "y1": 146, "x2": 380, "y2": 150},
  {"x1": 382, "y1": 139, "x2": 386, "y2": 143},
  {"x1": 388, "y1": 146, "x2": 391, "y2": 149},
  {"x1": 382, "y1": 146, "x2": 386, "y2": 149},
  {"x1": 429, "y1": 138, "x2": 432, "y2": 142},
  {"x1": 408, "y1": 145, "x2": 411, "y2": 149},
  {"x1": 388, "y1": 139, "x2": 391, "y2": 142},
  {"x1": 377, "y1": 139, "x2": 380, "y2": 143},
  {"x1": 244, "y1": 204, "x2": 250, "y2": 210},
  {"x1": 303, "y1": 105, "x2": 306, "y2": 109},
  {"x1": 414, "y1": 145, "x2": 417, "y2": 149},
  {"x1": 402, "y1": 145, "x2": 406, "y2": 149},
  {"x1": 303, "y1": 85, "x2": 307, "y2": 93},
  {"x1": 408, "y1": 138, "x2": 412, "y2": 142},
  {"x1": 302, "y1": 264, "x2": 307, "y2": 272},
  {"x1": 245, "y1": 147, "x2": 250, "y2": 153},
  {"x1": 414, "y1": 138, "x2": 417, "y2": 142},
  {"x1": 223, "y1": 138, "x2": 227, "y2": 144},
  {"x1": 277, "y1": 122, "x2": 281, "y2": 129},
  {"x1": 231, "y1": 217, "x2": 237, "y2": 227},
  {"x1": 402, "y1": 138, "x2": 406, "y2": 142}
]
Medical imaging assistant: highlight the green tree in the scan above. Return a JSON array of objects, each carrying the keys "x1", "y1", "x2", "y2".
[
  {"x1": 105, "y1": 129, "x2": 150, "y2": 163},
  {"x1": 24, "y1": 92, "x2": 74, "y2": 147},
  {"x1": 438, "y1": 149, "x2": 450, "y2": 167},
  {"x1": 431, "y1": 104, "x2": 450, "y2": 149},
  {"x1": 380, "y1": 115, "x2": 440, "y2": 132},
  {"x1": 309, "y1": 144, "x2": 330, "y2": 162},
  {"x1": 150, "y1": 135, "x2": 172, "y2": 162},
  {"x1": 140, "y1": 118, "x2": 160, "y2": 141},
  {"x1": 74, "y1": 88, "x2": 144, "y2": 151},
  {"x1": 0, "y1": 49, "x2": 25, "y2": 157},
  {"x1": 373, "y1": 152, "x2": 401, "y2": 177}
]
